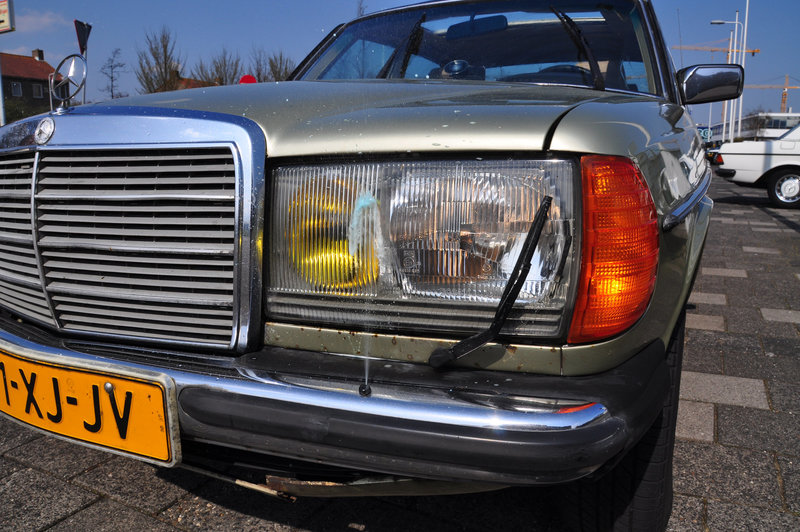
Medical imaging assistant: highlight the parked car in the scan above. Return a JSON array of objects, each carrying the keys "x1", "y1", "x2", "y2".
[
  {"x1": 705, "y1": 148, "x2": 721, "y2": 164},
  {"x1": 0, "y1": 1, "x2": 742, "y2": 530},
  {"x1": 716, "y1": 124, "x2": 800, "y2": 207}
]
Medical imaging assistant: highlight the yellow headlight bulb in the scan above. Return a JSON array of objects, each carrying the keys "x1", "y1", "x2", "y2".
[{"x1": 288, "y1": 177, "x2": 379, "y2": 291}]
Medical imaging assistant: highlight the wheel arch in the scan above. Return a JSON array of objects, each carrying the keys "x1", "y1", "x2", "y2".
[{"x1": 755, "y1": 163, "x2": 800, "y2": 187}]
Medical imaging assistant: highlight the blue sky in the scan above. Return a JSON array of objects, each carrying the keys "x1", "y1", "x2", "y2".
[{"x1": 2, "y1": 1, "x2": 797, "y2": 125}]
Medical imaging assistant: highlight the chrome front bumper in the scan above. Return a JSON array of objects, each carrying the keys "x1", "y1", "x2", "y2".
[{"x1": 0, "y1": 319, "x2": 669, "y2": 486}]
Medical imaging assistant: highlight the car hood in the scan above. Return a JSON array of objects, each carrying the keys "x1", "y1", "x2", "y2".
[{"x1": 100, "y1": 80, "x2": 629, "y2": 157}]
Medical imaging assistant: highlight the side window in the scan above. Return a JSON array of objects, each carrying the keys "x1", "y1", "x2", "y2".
[
  {"x1": 10, "y1": 82, "x2": 22, "y2": 97},
  {"x1": 319, "y1": 40, "x2": 394, "y2": 79},
  {"x1": 621, "y1": 61, "x2": 649, "y2": 92}
]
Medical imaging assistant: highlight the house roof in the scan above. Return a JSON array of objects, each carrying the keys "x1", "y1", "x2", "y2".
[
  {"x1": 0, "y1": 52, "x2": 57, "y2": 81},
  {"x1": 176, "y1": 77, "x2": 214, "y2": 90}
]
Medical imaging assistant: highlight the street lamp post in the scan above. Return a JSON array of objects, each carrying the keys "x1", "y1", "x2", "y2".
[{"x1": 712, "y1": 12, "x2": 745, "y2": 141}]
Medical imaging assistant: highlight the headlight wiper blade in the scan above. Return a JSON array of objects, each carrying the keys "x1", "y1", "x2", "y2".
[
  {"x1": 550, "y1": 7, "x2": 605, "y2": 91},
  {"x1": 428, "y1": 196, "x2": 553, "y2": 369}
]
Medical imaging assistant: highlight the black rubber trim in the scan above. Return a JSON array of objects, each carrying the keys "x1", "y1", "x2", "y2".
[
  {"x1": 716, "y1": 168, "x2": 736, "y2": 178},
  {"x1": 179, "y1": 340, "x2": 669, "y2": 485}
]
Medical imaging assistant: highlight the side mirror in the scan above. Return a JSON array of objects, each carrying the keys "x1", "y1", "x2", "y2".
[{"x1": 677, "y1": 64, "x2": 743, "y2": 105}]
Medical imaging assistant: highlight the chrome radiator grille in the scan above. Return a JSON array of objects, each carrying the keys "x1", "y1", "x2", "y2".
[
  {"x1": 0, "y1": 147, "x2": 238, "y2": 347},
  {"x1": 0, "y1": 151, "x2": 55, "y2": 325}
]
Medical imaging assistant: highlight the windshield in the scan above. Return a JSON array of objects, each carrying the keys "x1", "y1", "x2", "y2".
[{"x1": 296, "y1": 0, "x2": 658, "y2": 94}]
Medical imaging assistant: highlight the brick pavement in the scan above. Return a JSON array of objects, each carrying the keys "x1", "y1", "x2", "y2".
[{"x1": 1, "y1": 175, "x2": 798, "y2": 530}]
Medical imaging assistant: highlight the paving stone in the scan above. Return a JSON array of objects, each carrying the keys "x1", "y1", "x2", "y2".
[
  {"x1": 742, "y1": 246, "x2": 780, "y2": 254},
  {"x1": 300, "y1": 490, "x2": 563, "y2": 532},
  {"x1": 676, "y1": 400, "x2": 714, "y2": 443},
  {"x1": 725, "y1": 287, "x2": 786, "y2": 310},
  {"x1": 5, "y1": 434, "x2": 110, "y2": 480},
  {"x1": 717, "y1": 405, "x2": 800, "y2": 456},
  {"x1": 161, "y1": 478, "x2": 324, "y2": 531},
  {"x1": 752, "y1": 227, "x2": 784, "y2": 233},
  {"x1": 686, "y1": 314, "x2": 725, "y2": 332},
  {"x1": 706, "y1": 500, "x2": 800, "y2": 530},
  {"x1": 713, "y1": 218, "x2": 749, "y2": 225},
  {"x1": 778, "y1": 456, "x2": 799, "y2": 514},
  {"x1": 682, "y1": 330, "x2": 726, "y2": 375},
  {"x1": 725, "y1": 350, "x2": 800, "y2": 384},
  {"x1": 50, "y1": 498, "x2": 179, "y2": 531},
  {"x1": 761, "y1": 308, "x2": 800, "y2": 324},
  {"x1": 0, "y1": 468, "x2": 98, "y2": 531},
  {"x1": 687, "y1": 292, "x2": 727, "y2": 305},
  {"x1": 666, "y1": 494, "x2": 705, "y2": 532},
  {"x1": 673, "y1": 441, "x2": 782, "y2": 508},
  {"x1": 701, "y1": 267, "x2": 748, "y2": 278},
  {"x1": 400, "y1": 487, "x2": 566, "y2": 532},
  {"x1": 73, "y1": 455, "x2": 207, "y2": 514},
  {"x1": 718, "y1": 306, "x2": 770, "y2": 336},
  {"x1": 0, "y1": 456, "x2": 20, "y2": 480},
  {"x1": 768, "y1": 381, "x2": 800, "y2": 413},
  {"x1": 0, "y1": 417, "x2": 41, "y2": 455},
  {"x1": 761, "y1": 336, "x2": 800, "y2": 358},
  {"x1": 680, "y1": 371, "x2": 769, "y2": 409}
]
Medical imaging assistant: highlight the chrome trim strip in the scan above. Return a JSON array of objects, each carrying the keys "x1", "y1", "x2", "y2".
[
  {"x1": 30, "y1": 151, "x2": 61, "y2": 327},
  {"x1": 663, "y1": 169, "x2": 712, "y2": 231}
]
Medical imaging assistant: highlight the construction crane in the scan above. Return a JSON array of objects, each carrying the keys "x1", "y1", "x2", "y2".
[
  {"x1": 745, "y1": 75, "x2": 799, "y2": 113},
  {"x1": 672, "y1": 42, "x2": 760, "y2": 63}
]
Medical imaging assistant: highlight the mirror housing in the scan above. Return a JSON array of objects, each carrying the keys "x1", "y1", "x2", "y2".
[{"x1": 677, "y1": 64, "x2": 744, "y2": 105}]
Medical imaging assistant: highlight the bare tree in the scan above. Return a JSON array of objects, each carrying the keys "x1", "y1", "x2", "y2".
[
  {"x1": 99, "y1": 48, "x2": 128, "y2": 99},
  {"x1": 357, "y1": 0, "x2": 367, "y2": 17},
  {"x1": 135, "y1": 27, "x2": 185, "y2": 93},
  {"x1": 250, "y1": 48, "x2": 296, "y2": 82},
  {"x1": 192, "y1": 48, "x2": 243, "y2": 86}
]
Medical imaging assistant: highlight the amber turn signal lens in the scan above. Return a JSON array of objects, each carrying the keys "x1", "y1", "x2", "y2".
[{"x1": 568, "y1": 155, "x2": 659, "y2": 343}]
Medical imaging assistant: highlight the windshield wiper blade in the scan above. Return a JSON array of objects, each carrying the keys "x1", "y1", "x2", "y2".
[
  {"x1": 550, "y1": 7, "x2": 605, "y2": 91},
  {"x1": 428, "y1": 196, "x2": 553, "y2": 369},
  {"x1": 379, "y1": 13, "x2": 427, "y2": 79}
]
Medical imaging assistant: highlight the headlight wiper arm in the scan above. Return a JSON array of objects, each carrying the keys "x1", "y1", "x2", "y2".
[
  {"x1": 550, "y1": 7, "x2": 605, "y2": 91},
  {"x1": 429, "y1": 196, "x2": 553, "y2": 369}
]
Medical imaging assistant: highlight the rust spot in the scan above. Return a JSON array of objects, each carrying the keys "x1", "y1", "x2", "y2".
[
  {"x1": 373, "y1": 333, "x2": 379, "y2": 338},
  {"x1": 391, "y1": 337, "x2": 397, "y2": 345},
  {"x1": 506, "y1": 345, "x2": 518, "y2": 354},
  {"x1": 407, "y1": 354, "x2": 414, "y2": 360},
  {"x1": 299, "y1": 327, "x2": 305, "y2": 332},
  {"x1": 550, "y1": 347, "x2": 558, "y2": 353},
  {"x1": 517, "y1": 365, "x2": 523, "y2": 371}
]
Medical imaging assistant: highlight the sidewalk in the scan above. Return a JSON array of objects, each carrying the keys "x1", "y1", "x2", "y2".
[{"x1": 669, "y1": 176, "x2": 800, "y2": 530}]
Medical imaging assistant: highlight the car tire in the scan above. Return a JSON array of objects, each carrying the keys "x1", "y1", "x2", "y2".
[
  {"x1": 766, "y1": 169, "x2": 800, "y2": 208},
  {"x1": 560, "y1": 312, "x2": 685, "y2": 531}
]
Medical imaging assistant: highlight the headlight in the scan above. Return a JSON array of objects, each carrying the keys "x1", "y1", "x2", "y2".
[{"x1": 267, "y1": 159, "x2": 576, "y2": 339}]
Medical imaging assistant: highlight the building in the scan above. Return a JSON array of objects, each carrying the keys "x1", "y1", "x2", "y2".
[
  {"x1": 1, "y1": 49, "x2": 63, "y2": 123},
  {"x1": 707, "y1": 112, "x2": 800, "y2": 146}
]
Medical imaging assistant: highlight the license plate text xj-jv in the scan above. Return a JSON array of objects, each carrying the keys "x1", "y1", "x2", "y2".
[{"x1": 0, "y1": 350, "x2": 173, "y2": 463}]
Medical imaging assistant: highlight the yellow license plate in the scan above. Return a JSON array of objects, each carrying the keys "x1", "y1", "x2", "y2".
[{"x1": 0, "y1": 349, "x2": 175, "y2": 464}]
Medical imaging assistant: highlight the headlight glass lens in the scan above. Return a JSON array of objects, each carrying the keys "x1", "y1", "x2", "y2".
[{"x1": 267, "y1": 159, "x2": 575, "y2": 338}]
